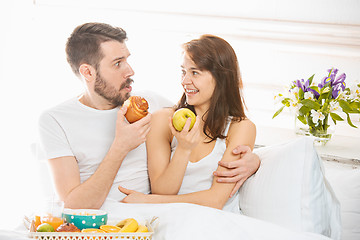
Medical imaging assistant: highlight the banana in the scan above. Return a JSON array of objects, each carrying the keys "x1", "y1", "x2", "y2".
[
  {"x1": 136, "y1": 225, "x2": 148, "y2": 232},
  {"x1": 116, "y1": 218, "x2": 139, "y2": 232},
  {"x1": 115, "y1": 219, "x2": 127, "y2": 228}
]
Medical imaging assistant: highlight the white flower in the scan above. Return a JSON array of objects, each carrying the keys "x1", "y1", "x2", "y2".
[
  {"x1": 289, "y1": 89, "x2": 299, "y2": 103},
  {"x1": 355, "y1": 87, "x2": 360, "y2": 96},
  {"x1": 337, "y1": 91, "x2": 346, "y2": 100},
  {"x1": 329, "y1": 101, "x2": 340, "y2": 112},
  {"x1": 292, "y1": 87, "x2": 300, "y2": 93},
  {"x1": 349, "y1": 84, "x2": 360, "y2": 100},
  {"x1": 310, "y1": 109, "x2": 325, "y2": 125},
  {"x1": 304, "y1": 91, "x2": 314, "y2": 100},
  {"x1": 347, "y1": 93, "x2": 356, "y2": 101}
]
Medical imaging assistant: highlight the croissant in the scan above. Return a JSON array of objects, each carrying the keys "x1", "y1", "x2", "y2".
[
  {"x1": 56, "y1": 223, "x2": 80, "y2": 232},
  {"x1": 124, "y1": 96, "x2": 149, "y2": 123}
]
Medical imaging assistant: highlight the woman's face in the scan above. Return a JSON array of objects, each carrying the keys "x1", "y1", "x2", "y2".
[{"x1": 181, "y1": 52, "x2": 216, "y2": 112}]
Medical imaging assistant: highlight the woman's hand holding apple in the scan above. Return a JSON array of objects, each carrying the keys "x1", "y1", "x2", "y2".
[
  {"x1": 169, "y1": 113, "x2": 201, "y2": 151},
  {"x1": 172, "y1": 108, "x2": 196, "y2": 131}
]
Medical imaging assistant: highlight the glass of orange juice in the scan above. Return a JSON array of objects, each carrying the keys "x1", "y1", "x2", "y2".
[
  {"x1": 40, "y1": 215, "x2": 64, "y2": 230},
  {"x1": 38, "y1": 198, "x2": 64, "y2": 230}
]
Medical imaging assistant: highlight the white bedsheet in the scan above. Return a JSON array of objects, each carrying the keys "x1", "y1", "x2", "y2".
[
  {"x1": 3, "y1": 200, "x2": 331, "y2": 240},
  {"x1": 101, "y1": 200, "x2": 331, "y2": 240}
]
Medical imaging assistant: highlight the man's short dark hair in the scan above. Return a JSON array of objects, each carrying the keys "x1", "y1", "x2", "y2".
[{"x1": 65, "y1": 22, "x2": 127, "y2": 76}]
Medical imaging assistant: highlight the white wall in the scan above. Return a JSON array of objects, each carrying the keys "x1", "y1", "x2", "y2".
[
  {"x1": 28, "y1": 0, "x2": 360, "y2": 135},
  {"x1": 1, "y1": 0, "x2": 359, "y2": 229}
]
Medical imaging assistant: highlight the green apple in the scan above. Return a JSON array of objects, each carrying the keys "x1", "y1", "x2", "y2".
[
  {"x1": 36, "y1": 223, "x2": 55, "y2": 232},
  {"x1": 172, "y1": 108, "x2": 196, "y2": 131}
]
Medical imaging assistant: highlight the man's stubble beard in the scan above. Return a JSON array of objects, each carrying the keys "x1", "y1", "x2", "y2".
[{"x1": 94, "y1": 72, "x2": 134, "y2": 107}]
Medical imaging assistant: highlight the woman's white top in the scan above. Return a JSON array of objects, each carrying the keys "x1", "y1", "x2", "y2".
[{"x1": 170, "y1": 119, "x2": 241, "y2": 214}]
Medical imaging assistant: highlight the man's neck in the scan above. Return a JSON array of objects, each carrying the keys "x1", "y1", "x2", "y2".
[{"x1": 79, "y1": 93, "x2": 117, "y2": 110}]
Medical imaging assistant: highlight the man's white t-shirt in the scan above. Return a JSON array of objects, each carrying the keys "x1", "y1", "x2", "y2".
[{"x1": 37, "y1": 90, "x2": 173, "y2": 202}]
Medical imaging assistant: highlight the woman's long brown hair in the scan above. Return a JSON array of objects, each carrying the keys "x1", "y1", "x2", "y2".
[{"x1": 176, "y1": 35, "x2": 247, "y2": 142}]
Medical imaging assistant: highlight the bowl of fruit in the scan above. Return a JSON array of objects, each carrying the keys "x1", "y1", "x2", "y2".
[
  {"x1": 63, "y1": 208, "x2": 108, "y2": 230},
  {"x1": 62, "y1": 208, "x2": 108, "y2": 230}
]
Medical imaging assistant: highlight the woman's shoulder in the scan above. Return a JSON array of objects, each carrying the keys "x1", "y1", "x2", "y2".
[
  {"x1": 151, "y1": 108, "x2": 175, "y2": 130},
  {"x1": 152, "y1": 107, "x2": 175, "y2": 119},
  {"x1": 231, "y1": 118, "x2": 255, "y2": 128},
  {"x1": 224, "y1": 118, "x2": 256, "y2": 149},
  {"x1": 228, "y1": 118, "x2": 256, "y2": 139},
  {"x1": 148, "y1": 107, "x2": 174, "y2": 142}
]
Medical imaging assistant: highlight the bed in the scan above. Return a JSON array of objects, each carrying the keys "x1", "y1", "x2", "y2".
[
  {"x1": 0, "y1": 203, "x2": 332, "y2": 240},
  {"x1": 3, "y1": 136, "x2": 344, "y2": 240}
]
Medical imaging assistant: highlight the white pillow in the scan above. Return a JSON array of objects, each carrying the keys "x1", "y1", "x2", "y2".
[
  {"x1": 239, "y1": 137, "x2": 341, "y2": 239},
  {"x1": 323, "y1": 161, "x2": 360, "y2": 240}
]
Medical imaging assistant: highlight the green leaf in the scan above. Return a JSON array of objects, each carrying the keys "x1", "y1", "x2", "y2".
[
  {"x1": 330, "y1": 112, "x2": 344, "y2": 121},
  {"x1": 301, "y1": 99, "x2": 321, "y2": 110},
  {"x1": 297, "y1": 115, "x2": 307, "y2": 125},
  {"x1": 309, "y1": 86, "x2": 319, "y2": 93},
  {"x1": 299, "y1": 88, "x2": 304, "y2": 100},
  {"x1": 299, "y1": 105, "x2": 311, "y2": 115},
  {"x1": 306, "y1": 115, "x2": 316, "y2": 127},
  {"x1": 347, "y1": 101, "x2": 360, "y2": 113},
  {"x1": 346, "y1": 113, "x2": 358, "y2": 128},
  {"x1": 272, "y1": 106, "x2": 285, "y2": 119},
  {"x1": 331, "y1": 118, "x2": 337, "y2": 125},
  {"x1": 308, "y1": 74, "x2": 315, "y2": 85},
  {"x1": 319, "y1": 91, "x2": 330, "y2": 101},
  {"x1": 350, "y1": 101, "x2": 360, "y2": 109},
  {"x1": 339, "y1": 100, "x2": 357, "y2": 113}
]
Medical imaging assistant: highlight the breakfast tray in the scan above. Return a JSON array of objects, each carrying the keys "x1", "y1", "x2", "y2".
[
  {"x1": 28, "y1": 218, "x2": 157, "y2": 240},
  {"x1": 29, "y1": 231, "x2": 153, "y2": 240}
]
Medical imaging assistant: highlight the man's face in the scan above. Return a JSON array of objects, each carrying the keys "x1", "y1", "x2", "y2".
[{"x1": 94, "y1": 41, "x2": 134, "y2": 107}]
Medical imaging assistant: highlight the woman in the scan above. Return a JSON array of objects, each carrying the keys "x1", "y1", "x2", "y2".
[{"x1": 118, "y1": 35, "x2": 256, "y2": 213}]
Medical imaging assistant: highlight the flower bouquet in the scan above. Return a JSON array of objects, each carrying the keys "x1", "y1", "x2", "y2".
[{"x1": 273, "y1": 68, "x2": 360, "y2": 145}]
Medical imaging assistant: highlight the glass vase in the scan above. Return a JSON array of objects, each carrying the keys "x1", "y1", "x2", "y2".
[
  {"x1": 294, "y1": 114, "x2": 333, "y2": 146},
  {"x1": 294, "y1": 116, "x2": 310, "y2": 136},
  {"x1": 310, "y1": 128, "x2": 332, "y2": 146}
]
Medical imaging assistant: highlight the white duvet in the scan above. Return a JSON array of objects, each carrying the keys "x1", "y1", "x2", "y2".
[
  {"x1": 100, "y1": 199, "x2": 331, "y2": 240},
  {"x1": 1, "y1": 200, "x2": 330, "y2": 240}
]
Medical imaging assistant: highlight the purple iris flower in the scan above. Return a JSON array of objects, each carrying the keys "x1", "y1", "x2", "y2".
[
  {"x1": 307, "y1": 88, "x2": 320, "y2": 99},
  {"x1": 318, "y1": 68, "x2": 346, "y2": 99},
  {"x1": 331, "y1": 73, "x2": 346, "y2": 99},
  {"x1": 294, "y1": 78, "x2": 320, "y2": 99},
  {"x1": 318, "y1": 68, "x2": 338, "y2": 88},
  {"x1": 333, "y1": 73, "x2": 346, "y2": 91},
  {"x1": 318, "y1": 76, "x2": 331, "y2": 89},
  {"x1": 295, "y1": 79, "x2": 309, "y2": 92},
  {"x1": 332, "y1": 84, "x2": 341, "y2": 99},
  {"x1": 329, "y1": 68, "x2": 338, "y2": 79}
]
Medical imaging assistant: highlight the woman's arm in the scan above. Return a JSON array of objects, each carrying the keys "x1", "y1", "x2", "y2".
[
  {"x1": 146, "y1": 108, "x2": 201, "y2": 195},
  {"x1": 124, "y1": 119, "x2": 256, "y2": 209}
]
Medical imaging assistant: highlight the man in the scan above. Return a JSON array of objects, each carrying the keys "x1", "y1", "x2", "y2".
[{"x1": 38, "y1": 22, "x2": 260, "y2": 209}]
